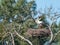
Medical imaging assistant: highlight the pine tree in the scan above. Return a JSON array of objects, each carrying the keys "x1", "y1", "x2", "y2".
[{"x1": 0, "y1": 0, "x2": 37, "y2": 45}]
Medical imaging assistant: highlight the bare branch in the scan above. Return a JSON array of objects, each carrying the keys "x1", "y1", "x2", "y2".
[
  {"x1": 55, "y1": 30, "x2": 60, "y2": 36},
  {"x1": 2, "y1": 32, "x2": 15, "y2": 45},
  {"x1": 49, "y1": 29, "x2": 53, "y2": 43},
  {"x1": 10, "y1": 33, "x2": 15, "y2": 45},
  {"x1": 52, "y1": 30, "x2": 60, "y2": 41},
  {"x1": 2, "y1": 32, "x2": 9, "y2": 40},
  {"x1": 14, "y1": 31, "x2": 33, "y2": 45},
  {"x1": 47, "y1": 25, "x2": 53, "y2": 43}
]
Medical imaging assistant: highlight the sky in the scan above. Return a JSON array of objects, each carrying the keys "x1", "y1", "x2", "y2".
[
  {"x1": 35, "y1": 0, "x2": 60, "y2": 24},
  {"x1": 36, "y1": 0, "x2": 60, "y2": 11}
]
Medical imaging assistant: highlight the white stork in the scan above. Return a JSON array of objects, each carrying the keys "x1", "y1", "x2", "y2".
[
  {"x1": 35, "y1": 17, "x2": 44, "y2": 28},
  {"x1": 35, "y1": 18, "x2": 43, "y2": 24}
]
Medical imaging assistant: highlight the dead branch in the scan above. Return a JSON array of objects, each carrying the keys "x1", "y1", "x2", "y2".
[
  {"x1": 2, "y1": 32, "x2": 15, "y2": 45},
  {"x1": 47, "y1": 25, "x2": 53, "y2": 43},
  {"x1": 10, "y1": 33, "x2": 15, "y2": 45},
  {"x1": 14, "y1": 31, "x2": 33, "y2": 45},
  {"x1": 52, "y1": 30, "x2": 60, "y2": 42}
]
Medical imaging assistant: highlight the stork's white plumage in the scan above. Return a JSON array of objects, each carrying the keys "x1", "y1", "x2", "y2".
[{"x1": 35, "y1": 18, "x2": 43, "y2": 24}]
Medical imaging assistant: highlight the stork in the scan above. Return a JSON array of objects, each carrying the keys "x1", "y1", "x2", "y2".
[
  {"x1": 35, "y1": 16, "x2": 44, "y2": 28},
  {"x1": 35, "y1": 17, "x2": 43, "y2": 24}
]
